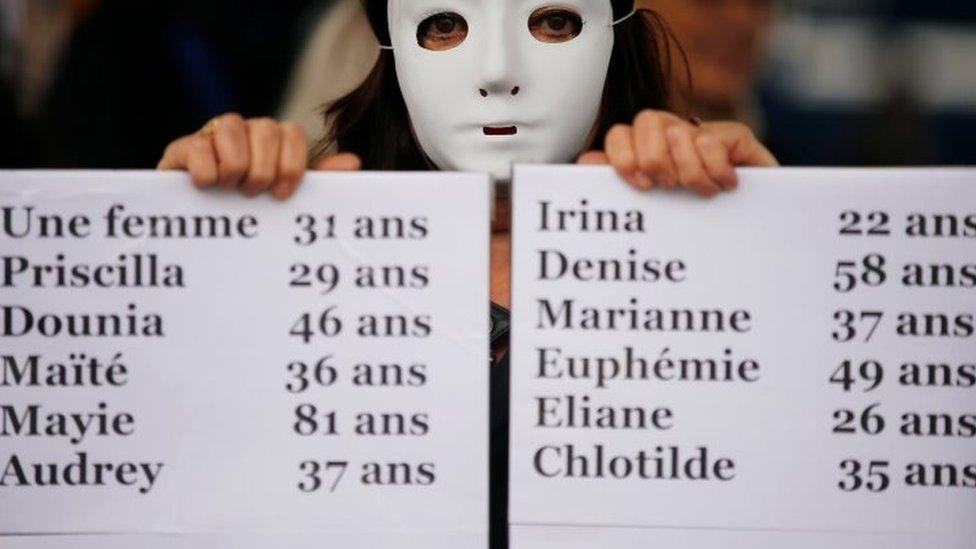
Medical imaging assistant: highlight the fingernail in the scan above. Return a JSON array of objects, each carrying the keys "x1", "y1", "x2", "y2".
[
  {"x1": 272, "y1": 184, "x2": 293, "y2": 200},
  {"x1": 635, "y1": 173, "x2": 654, "y2": 189},
  {"x1": 726, "y1": 172, "x2": 739, "y2": 189}
]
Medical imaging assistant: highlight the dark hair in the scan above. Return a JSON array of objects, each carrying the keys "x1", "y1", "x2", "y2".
[{"x1": 314, "y1": 0, "x2": 687, "y2": 168}]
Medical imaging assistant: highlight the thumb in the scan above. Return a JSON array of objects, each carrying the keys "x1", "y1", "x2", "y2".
[
  {"x1": 577, "y1": 150, "x2": 610, "y2": 165},
  {"x1": 314, "y1": 152, "x2": 363, "y2": 171}
]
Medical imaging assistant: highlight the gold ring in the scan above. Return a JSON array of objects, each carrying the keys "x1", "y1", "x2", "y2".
[{"x1": 198, "y1": 118, "x2": 219, "y2": 138}]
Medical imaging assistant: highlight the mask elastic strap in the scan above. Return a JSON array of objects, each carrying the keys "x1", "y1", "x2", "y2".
[
  {"x1": 611, "y1": 8, "x2": 637, "y2": 26},
  {"x1": 379, "y1": 44, "x2": 394, "y2": 51}
]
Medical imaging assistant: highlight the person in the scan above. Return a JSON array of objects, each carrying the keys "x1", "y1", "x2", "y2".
[
  {"x1": 0, "y1": 0, "x2": 329, "y2": 169},
  {"x1": 159, "y1": 0, "x2": 775, "y2": 206},
  {"x1": 0, "y1": 0, "x2": 101, "y2": 167},
  {"x1": 158, "y1": 0, "x2": 778, "y2": 305},
  {"x1": 279, "y1": 0, "x2": 776, "y2": 151},
  {"x1": 157, "y1": 2, "x2": 778, "y2": 547},
  {"x1": 643, "y1": 0, "x2": 775, "y2": 127},
  {"x1": 279, "y1": 0, "x2": 379, "y2": 143}
]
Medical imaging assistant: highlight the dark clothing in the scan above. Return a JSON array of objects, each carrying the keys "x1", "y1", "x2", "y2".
[
  {"x1": 0, "y1": 78, "x2": 37, "y2": 167},
  {"x1": 2, "y1": 0, "x2": 330, "y2": 169},
  {"x1": 489, "y1": 303, "x2": 511, "y2": 549}
]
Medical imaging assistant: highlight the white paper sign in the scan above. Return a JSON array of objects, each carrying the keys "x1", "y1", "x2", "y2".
[
  {"x1": 509, "y1": 166, "x2": 976, "y2": 548},
  {"x1": 0, "y1": 171, "x2": 490, "y2": 548}
]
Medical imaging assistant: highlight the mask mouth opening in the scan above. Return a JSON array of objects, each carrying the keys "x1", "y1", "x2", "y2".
[{"x1": 483, "y1": 125, "x2": 518, "y2": 136}]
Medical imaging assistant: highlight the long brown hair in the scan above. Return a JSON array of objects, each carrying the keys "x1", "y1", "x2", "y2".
[{"x1": 314, "y1": 0, "x2": 687, "y2": 168}]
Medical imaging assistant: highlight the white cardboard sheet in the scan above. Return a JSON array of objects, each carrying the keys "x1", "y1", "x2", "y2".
[
  {"x1": 0, "y1": 171, "x2": 490, "y2": 548},
  {"x1": 510, "y1": 166, "x2": 976, "y2": 548}
]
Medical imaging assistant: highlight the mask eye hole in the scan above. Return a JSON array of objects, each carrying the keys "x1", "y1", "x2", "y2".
[
  {"x1": 528, "y1": 7, "x2": 583, "y2": 43},
  {"x1": 417, "y1": 12, "x2": 468, "y2": 51}
]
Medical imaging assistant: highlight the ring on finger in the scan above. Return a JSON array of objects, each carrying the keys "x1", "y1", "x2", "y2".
[{"x1": 198, "y1": 118, "x2": 219, "y2": 139}]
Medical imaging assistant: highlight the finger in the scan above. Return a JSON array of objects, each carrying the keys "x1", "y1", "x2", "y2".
[
  {"x1": 633, "y1": 109, "x2": 678, "y2": 188},
  {"x1": 212, "y1": 113, "x2": 250, "y2": 188},
  {"x1": 184, "y1": 136, "x2": 219, "y2": 188},
  {"x1": 240, "y1": 118, "x2": 282, "y2": 197},
  {"x1": 666, "y1": 126, "x2": 722, "y2": 198},
  {"x1": 270, "y1": 122, "x2": 309, "y2": 200},
  {"x1": 157, "y1": 135, "x2": 219, "y2": 188},
  {"x1": 695, "y1": 133, "x2": 738, "y2": 190},
  {"x1": 604, "y1": 124, "x2": 647, "y2": 190},
  {"x1": 313, "y1": 153, "x2": 362, "y2": 171},
  {"x1": 577, "y1": 151, "x2": 609, "y2": 165},
  {"x1": 701, "y1": 122, "x2": 779, "y2": 167},
  {"x1": 156, "y1": 136, "x2": 188, "y2": 171}
]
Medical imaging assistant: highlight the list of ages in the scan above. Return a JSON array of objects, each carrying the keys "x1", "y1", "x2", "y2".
[
  {"x1": 509, "y1": 166, "x2": 975, "y2": 549},
  {"x1": 0, "y1": 171, "x2": 489, "y2": 548}
]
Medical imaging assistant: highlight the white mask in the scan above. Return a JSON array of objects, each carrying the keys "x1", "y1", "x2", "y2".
[{"x1": 387, "y1": 0, "x2": 615, "y2": 181}]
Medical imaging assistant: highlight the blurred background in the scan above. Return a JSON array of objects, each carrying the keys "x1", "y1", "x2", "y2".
[{"x1": 1, "y1": 0, "x2": 973, "y2": 168}]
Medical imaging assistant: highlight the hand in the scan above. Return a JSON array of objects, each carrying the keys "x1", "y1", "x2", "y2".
[
  {"x1": 156, "y1": 113, "x2": 362, "y2": 199},
  {"x1": 578, "y1": 109, "x2": 779, "y2": 197}
]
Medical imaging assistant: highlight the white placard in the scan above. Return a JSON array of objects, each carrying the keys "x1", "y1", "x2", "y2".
[
  {"x1": 0, "y1": 171, "x2": 490, "y2": 548},
  {"x1": 510, "y1": 166, "x2": 976, "y2": 548}
]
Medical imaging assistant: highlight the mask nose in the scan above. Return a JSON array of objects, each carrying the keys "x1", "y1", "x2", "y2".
[{"x1": 477, "y1": 20, "x2": 521, "y2": 98}]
